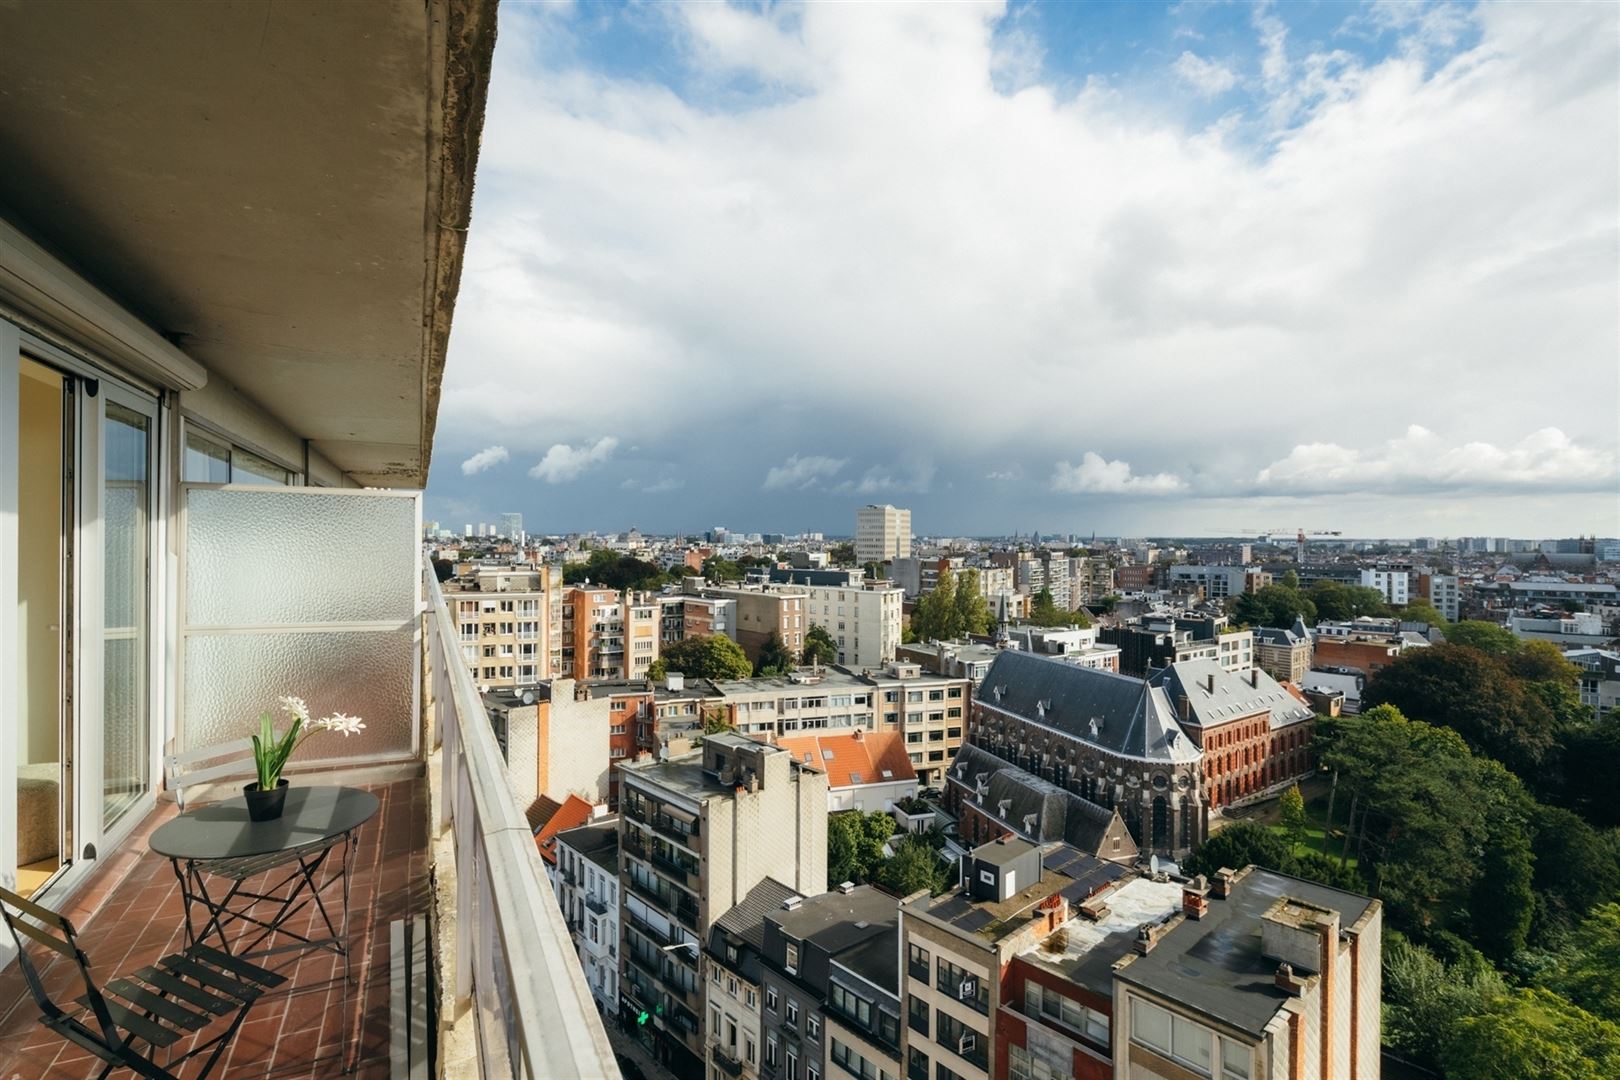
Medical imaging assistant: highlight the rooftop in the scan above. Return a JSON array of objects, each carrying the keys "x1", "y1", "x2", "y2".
[
  {"x1": 775, "y1": 730, "x2": 916, "y2": 789},
  {"x1": 906, "y1": 845, "x2": 1129, "y2": 944},
  {"x1": 1116, "y1": 867, "x2": 1376, "y2": 1037},
  {"x1": 554, "y1": 818, "x2": 621, "y2": 874},
  {"x1": 1018, "y1": 876, "x2": 1183, "y2": 997}
]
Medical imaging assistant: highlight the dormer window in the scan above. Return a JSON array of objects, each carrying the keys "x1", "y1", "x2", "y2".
[{"x1": 785, "y1": 942, "x2": 800, "y2": 974}]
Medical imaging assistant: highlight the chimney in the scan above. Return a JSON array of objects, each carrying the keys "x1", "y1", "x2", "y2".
[
  {"x1": 1211, "y1": 867, "x2": 1237, "y2": 898},
  {"x1": 1248, "y1": 669, "x2": 1260, "y2": 688},
  {"x1": 852, "y1": 729, "x2": 863, "y2": 742},
  {"x1": 664, "y1": 736, "x2": 692, "y2": 760},
  {"x1": 1274, "y1": 962, "x2": 1308, "y2": 996},
  {"x1": 1205, "y1": 674, "x2": 1216, "y2": 693},
  {"x1": 837, "y1": 881, "x2": 856, "y2": 895},
  {"x1": 1182, "y1": 875, "x2": 1210, "y2": 920},
  {"x1": 1079, "y1": 895, "x2": 1110, "y2": 921},
  {"x1": 1177, "y1": 694, "x2": 1190, "y2": 722}
]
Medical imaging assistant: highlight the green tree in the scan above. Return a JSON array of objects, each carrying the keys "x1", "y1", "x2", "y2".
[
  {"x1": 1547, "y1": 905, "x2": 1620, "y2": 1023},
  {"x1": 1279, "y1": 784, "x2": 1308, "y2": 854},
  {"x1": 754, "y1": 631, "x2": 796, "y2": 677},
  {"x1": 656, "y1": 634, "x2": 754, "y2": 682},
  {"x1": 1561, "y1": 718, "x2": 1620, "y2": 827},
  {"x1": 1364, "y1": 644, "x2": 1561, "y2": 780},
  {"x1": 702, "y1": 555, "x2": 745, "y2": 582},
  {"x1": 1182, "y1": 821, "x2": 1291, "y2": 878},
  {"x1": 828, "y1": 810, "x2": 896, "y2": 884},
  {"x1": 912, "y1": 569, "x2": 960, "y2": 642},
  {"x1": 828, "y1": 542, "x2": 856, "y2": 566},
  {"x1": 1281, "y1": 570, "x2": 1301, "y2": 589},
  {"x1": 1401, "y1": 600, "x2": 1449, "y2": 628},
  {"x1": 1308, "y1": 581, "x2": 1391, "y2": 621},
  {"x1": 875, "y1": 833, "x2": 948, "y2": 896},
  {"x1": 1470, "y1": 824, "x2": 1536, "y2": 961},
  {"x1": 952, "y1": 569, "x2": 995, "y2": 637},
  {"x1": 862, "y1": 561, "x2": 887, "y2": 581},
  {"x1": 562, "y1": 548, "x2": 674, "y2": 591},
  {"x1": 802, "y1": 624, "x2": 837, "y2": 666},
  {"x1": 1383, "y1": 935, "x2": 1506, "y2": 1072},
  {"x1": 1233, "y1": 584, "x2": 1317, "y2": 628},
  {"x1": 1445, "y1": 988, "x2": 1620, "y2": 1080},
  {"x1": 431, "y1": 558, "x2": 457, "y2": 583},
  {"x1": 1027, "y1": 587, "x2": 1087, "y2": 627},
  {"x1": 1531, "y1": 809, "x2": 1620, "y2": 944},
  {"x1": 1447, "y1": 620, "x2": 1521, "y2": 656}
]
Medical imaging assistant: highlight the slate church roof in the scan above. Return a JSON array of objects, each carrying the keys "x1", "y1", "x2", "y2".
[{"x1": 978, "y1": 651, "x2": 1200, "y2": 764}]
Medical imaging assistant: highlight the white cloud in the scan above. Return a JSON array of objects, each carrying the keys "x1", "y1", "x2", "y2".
[
  {"x1": 432, "y1": 2, "x2": 1618, "y2": 535},
  {"x1": 762, "y1": 454, "x2": 847, "y2": 491},
  {"x1": 834, "y1": 458, "x2": 937, "y2": 497},
  {"x1": 1255, "y1": 426, "x2": 1618, "y2": 494},
  {"x1": 1051, "y1": 453, "x2": 1186, "y2": 496},
  {"x1": 985, "y1": 469, "x2": 1019, "y2": 482},
  {"x1": 528, "y1": 436, "x2": 619, "y2": 483},
  {"x1": 460, "y1": 445, "x2": 510, "y2": 475},
  {"x1": 621, "y1": 477, "x2": 686, "y2": 494},
  {"x1": 1173, "y1": 51, "x2": 1237, "y2": 96}
]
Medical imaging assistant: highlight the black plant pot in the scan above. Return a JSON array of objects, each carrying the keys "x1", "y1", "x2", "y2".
[{"x1": 244, "y1": 779, "x2": 290, "y2": 821}]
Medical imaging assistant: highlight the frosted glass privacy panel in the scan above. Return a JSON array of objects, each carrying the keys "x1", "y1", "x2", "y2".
[
  {"x1": 183, "y1": 630, "x2": 415, "y2": 758},
  {"x1": 185, "y1": 489, "x2": 417, "y2": 627}
]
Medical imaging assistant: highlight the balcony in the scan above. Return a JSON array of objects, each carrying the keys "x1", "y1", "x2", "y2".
[
  {"x1": 712, "y1": 1043, "x2": 746, "y2": 1078},
  {"x1": 0, "y1": 567, "x2": 615, "y2": 1078}
]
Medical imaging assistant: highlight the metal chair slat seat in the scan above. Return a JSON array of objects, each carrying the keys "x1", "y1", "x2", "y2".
[{"x1": 0, "y1": 884, "x2": 282, "y2": 1080}]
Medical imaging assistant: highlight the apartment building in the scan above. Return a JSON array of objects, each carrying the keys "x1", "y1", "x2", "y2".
[
  {"x1": 482, "y1": 681, "x2": 613, "y2": 810},
  {"x1": 759, "y1": 885, "x2": 903, "y2": 1080},
  {"x1": 1567, "y1": 649, "x2": 1620, "y2": 719},
  {"x1": 1113, "y1": 866, "x2": 1382, "y2": 1080},
  {"x1": 1016, "y1": 552, "x2": 1073, "y2": 610},
  {"x1": 661, "y1": 593, "x2": 738, "y2": 647},
  {"x1": 1003, "y1": 627, "x2": 1123, "y2": 674},
  {"x1": 896, "y1": 640, "x2": 1003, "y2": 685},
  {"x1": 447, "y1": 566, "x2": 553, "y2": 689},
  {"x1": 857, "y1": 504, "x2": 913, "y2": 563},
  {"x1": 1417, "y1": 571, "x2": 1461, "y2": 622},
  {"x1": 706, "y1": 879, "x2": 801, "y2": 1080},
  {"x1": 772, "y1": 569, "x2": 905, "y2": 670},
  {"x1": 564, "y1": 586, "x2": 661, "y2": 681},
  {"x1": 693, "y1": 583, "x2": 809, "y2": 666},
  {"x1": 706, "y1": 663, "x2": 974, "y2": 788},
  {"x1": 1253, "y1": 626, "x2": 1312, "y2": 685},
  {"x1": 900, "y1": 839, "x2": 1128, "y2": 1080},
  {"x1": 619, "y1": 735, "x2": 829, "y2": 1076},
  {"x1": 1359, "y1": 565, "x2": 1414, "y2": 607},
  {"x1": 1166, "y1": 565, "x2": 1271, "y2": 601},
  {"x1": 554, "y1": 818, "x2": 622, "y2": 1015}
]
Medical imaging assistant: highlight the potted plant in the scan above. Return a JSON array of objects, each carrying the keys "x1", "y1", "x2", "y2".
[{"x1": 246, "y1": 696, "x2": 366, "y2": 821}]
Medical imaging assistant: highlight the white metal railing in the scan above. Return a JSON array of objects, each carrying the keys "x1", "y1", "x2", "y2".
[{"x1": 425, "y1": 569, "x2": 620, "y2": 1079}]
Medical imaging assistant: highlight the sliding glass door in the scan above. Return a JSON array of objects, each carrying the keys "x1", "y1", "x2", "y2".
[{"x1": 101, "y1": 390, "x2": 154, "y2": 828}]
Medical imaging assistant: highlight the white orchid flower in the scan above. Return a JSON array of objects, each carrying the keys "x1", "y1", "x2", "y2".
[
  {"x1": 278, "y1": 695, "x2": 311, "y2": 723},
  {"x1": 318, "y1": 713, "x2": 367, "y2": 737}
]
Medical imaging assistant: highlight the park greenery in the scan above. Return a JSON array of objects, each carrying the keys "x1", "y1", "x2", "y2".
[
  {"x1": 1252, "y1": 626, "x2": 1620, "y2": 1078},
  {"x1": 802, "y1": 624, "x2": 837, "y2": 666},
  {"x1": 827, "y1": 810, "x2": 951, "y2": 897},
  {"x1": 563, "y1": 548, "x2": 678, "y2": 591}
]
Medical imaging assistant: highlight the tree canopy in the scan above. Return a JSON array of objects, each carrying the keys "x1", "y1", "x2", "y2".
[
  {"x1": 1025, "y1": 586, "x2": 1089, "y2": 628},
  {"x1": 802, "y1": 624, "x2": 837, "y2": 666},
  {"x1": 911, "y1": 568, "x2": 997, "y2": 640},
  {"x1": 874, "y1": 833, "x2": 949, "y2": 897},
  {"x1": 828, "y1": 810, "x2": 897, "y2": 885},
  {"x1": 1446, "y1": 988, "x2": 1620, "y2": 1080},
  {"x1": 753, "y1": 631, "x2": 796, "y2": 677},
  {"x1": 651, "y1": 634, "x2": 754, "y2": 682},
  {"x1": 1446, "y1": 620, "x2": 1522, "y2": 656},
  {"x1": 1232, "y1": 584, "x2": 1316, "y2": 628},
  {"x1": 1308, "y1": 581, "x2": 1392, "y2": 621},
  {"x1": 563, "y1": 548, "x2": 674, "y2": 591},
  {"x1": 828, "y1": 542, "x2": 856, "y2": 566}
]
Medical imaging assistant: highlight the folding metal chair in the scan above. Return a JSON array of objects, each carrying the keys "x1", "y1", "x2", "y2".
[
  {"x1": 164, "y1": 739, "x2": 351, "y2": 957},
  {"x1": 0, "y1": 884, "x2": 285, "y2": 1080}
]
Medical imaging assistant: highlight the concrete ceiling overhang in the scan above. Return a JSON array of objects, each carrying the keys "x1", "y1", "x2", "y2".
[{"x1": 0, "y1": 0, "x2": 496, "y2": 487}]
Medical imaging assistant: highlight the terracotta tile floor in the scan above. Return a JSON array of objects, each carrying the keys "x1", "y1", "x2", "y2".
[{"x1": 0, "y1": 778, "x2": 428, "y2": 1079}]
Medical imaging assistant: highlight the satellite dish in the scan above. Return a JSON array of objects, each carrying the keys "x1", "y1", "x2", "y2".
[
  {"x1": 1150, "y1": 854, "x2": 1161, "y2": 876},
  {"x1": 520, "y1": 690, "x2": 537, "y2": 706}
]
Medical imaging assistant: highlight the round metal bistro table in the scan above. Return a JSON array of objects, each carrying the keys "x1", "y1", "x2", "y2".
[{"x1": 151, "y1": 785, "x2": 379, "y2": 962}]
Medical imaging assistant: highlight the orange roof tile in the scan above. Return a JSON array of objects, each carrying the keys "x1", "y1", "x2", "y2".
[
  {"x1": 534, "y1": 793, "x2": 597, "y2": 864},
  {"x1": 774, "y1": 730, "x2": 916, "y2": 790}
]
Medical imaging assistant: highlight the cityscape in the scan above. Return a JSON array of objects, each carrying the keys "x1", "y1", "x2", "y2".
[
  {"x1": 431, "y1": 508, "x2": 1620, "y2": 1080},
  {"x1": 0, "y1": 2, "x2": 1615, "y2": 1080}
]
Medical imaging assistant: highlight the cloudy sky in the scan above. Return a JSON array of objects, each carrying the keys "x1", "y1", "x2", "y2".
[{"x1": 426, "y1": 0, "x2": 1619, "y2": 540}]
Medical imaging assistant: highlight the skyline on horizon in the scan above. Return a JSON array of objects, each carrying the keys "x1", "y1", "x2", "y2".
[{"x1": 425, "y1": 1, "x2": 1619, "y2": 538}]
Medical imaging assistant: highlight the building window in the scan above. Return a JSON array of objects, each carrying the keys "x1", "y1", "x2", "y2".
[
  {"x1": 1221, "y1": 1039, "x2": 1252, "y2": 1080},
  {"x1": 1131, "y1": 999, "x2": 1171, "y2": 1055},
  {"x1": 766, "y1": 1034, "x2": 778, "y2": 1068},
  {"x1": 1171, "y1": 1014, "x2": 1213, "y2": 1072},
  {"x1": 787, "y1": 1048, "x2": 799, "y2": 1080},
  {"x1": 829, "y1": 982, "x2": 872, "y2": 1027},
  {"x1": 907, "y1": 943, "x2": 930, "y2": 982},
  {"x1": 908, "y1": 995, "x2": 929, "y2": 1036},
  {"x1": 807, "y1": 1014, "x2": 821, "y2": 1041},
  {"x1": 935, "y1": 1011, "x2": 987, "y2": 1069},
  {"x1": 786, "y1": 942, "x2": 800, "y2": 974},
  {"x1": 767, "y1": 986, "x2": 779, "y2": 1012},
  {"x1": 908, "y1": 1048, "x2": 929, "y2": 1080},
  {"x1": 786, "y1": 999, "x2": 799, "y2": 1029}
]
